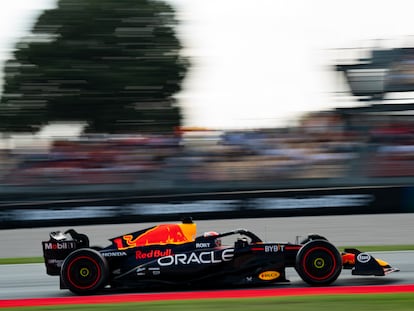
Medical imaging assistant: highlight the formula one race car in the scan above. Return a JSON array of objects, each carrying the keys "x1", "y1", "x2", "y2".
[{"x1": 42, "y1": 218, "x2": 399, "y2": 294}]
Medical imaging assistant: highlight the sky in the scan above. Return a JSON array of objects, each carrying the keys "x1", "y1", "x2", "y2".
[{"x1": 1, "y1": 0, "x2": 414, "y2": 131}]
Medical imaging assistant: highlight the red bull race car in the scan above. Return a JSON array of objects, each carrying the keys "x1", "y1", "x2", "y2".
[{"x1": 42, "y1": 218, "x2": 399, "y2": 295}]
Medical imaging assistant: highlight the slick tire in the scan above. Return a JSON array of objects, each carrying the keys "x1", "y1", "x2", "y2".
[
  {"x1": 295, "y1": 240, "x2": 342, "y2": 286},
  {"x1": 61, "y1": 248, "x2": 109, "y2": 295}
]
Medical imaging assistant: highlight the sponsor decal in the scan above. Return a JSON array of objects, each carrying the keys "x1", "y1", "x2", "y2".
[
  {"x1": 101, "y1": 251, "x2": 127, "y2": 257},
  {"x1": 114, "y1": 225, "x2": 191, "y2": 250},
  {"x1": 136, "y1": 267, "x2": 146, "y2": 275},
  {"x1": 149, "y1": 268, "x2": 161, "y2": 275},
  {"x1": 43, "y1": 241, "x2": 76, "y2": 250},
  {"x1": 12, "y1": 206, "x2": 116, "y2": 221},
  {"x1": 253, "y1": 194, "x2": 374, "y2": 210},
  {"x1": 196, "y1": 242, "x2": 211, "y2": 248},
  {"x1": 136, "y1": 249, "x2": 172, "y2": 259},
  {"x1": 259, "y1": 271, "x2": 280, "y2": 281},
  {"x1": 158, "y1": 249, "x2": 234, "y2": 266},
  {"x1": 127, "y1": 200, "x2": 238, "y2": 215},
  {"x1": 47, "y1": 259, "x2": 64, "y2": 267},
  {"x1": 357, "y1": 253, "x2": 371, "y2": 263},
  {"x1": 264, "y1": 245, "x2": 285, "y2": 252}
]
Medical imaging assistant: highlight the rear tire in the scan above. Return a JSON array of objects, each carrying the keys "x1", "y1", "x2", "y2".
[
  {"x1": 61, "y1": 248, "x2": 108, "y2": 295},
  {"x1": 295, "y1": 240, "x2": 342, "y2": 286}
]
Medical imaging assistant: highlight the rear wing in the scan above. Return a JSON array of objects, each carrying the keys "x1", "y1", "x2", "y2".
[{"x1": 42, "y1": 229, "x2": 89, "y2": 275}]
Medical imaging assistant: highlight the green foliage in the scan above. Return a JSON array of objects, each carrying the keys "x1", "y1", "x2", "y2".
[
  {"x1": 0, "y1": 0, "x2": 188, "y2": 134},
  {"x1": 339, "y1": 245, "x2": 414, "y2": 252},
  {"x1": 0, "y1": 257, "x2": 44, "y2": 265}
]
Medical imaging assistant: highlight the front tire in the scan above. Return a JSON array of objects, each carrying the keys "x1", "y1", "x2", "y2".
[
  {"x1": 61, "y1": 248, "x2": 108, "y2": 295},
  {"x1": 295, "y1": 240, "x2": 342, "y2": 286},
  {"x1": 300, "y1": 234, "x2": 327, "y2": 244}
]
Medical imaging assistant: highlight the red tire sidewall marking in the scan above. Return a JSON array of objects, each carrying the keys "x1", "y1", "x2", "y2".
[
  {"x1": 302, "y1": 246, "x2": 337, "y2": 281},
  {"x1": 66, "y1": 255, "x2": 101, "y2": 290}
]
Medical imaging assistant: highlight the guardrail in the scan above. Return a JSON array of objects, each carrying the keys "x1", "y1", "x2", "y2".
[{"x1": 1, "y1": 184, "x2": 413, "y2": 229}]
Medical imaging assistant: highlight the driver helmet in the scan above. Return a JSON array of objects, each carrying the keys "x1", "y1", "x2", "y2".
[{"x1": 203, "y1": 231, "x2": 222, "y2": 247}]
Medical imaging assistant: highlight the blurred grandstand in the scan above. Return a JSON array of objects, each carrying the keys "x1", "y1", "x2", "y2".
[
  {"x1": 1, "y1": 44, "x2": 414, "y2": 201},
  {"x1": 0, "y1": 111, "x2": 413, "y2": 201}
]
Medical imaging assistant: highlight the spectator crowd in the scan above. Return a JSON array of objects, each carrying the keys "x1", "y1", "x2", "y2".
[{"x1": 1, "y1": 112, "x2": 414, "y2": 190}]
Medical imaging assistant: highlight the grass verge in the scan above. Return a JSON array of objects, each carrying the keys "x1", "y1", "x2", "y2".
[
  {"x1": 0, "y1": 257, "x2": 43, "y2": 265},
  {"x1": 338, "y1": 244, "x2": 414, "y2": 252},
  {"x1": 2, "y1": 293, "x2": 414, "y2": 311}
]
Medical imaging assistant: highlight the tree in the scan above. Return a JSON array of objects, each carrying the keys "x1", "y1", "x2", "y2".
[{"x1": 0, "y1": 0, "x2": 188, "y2": 134}]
